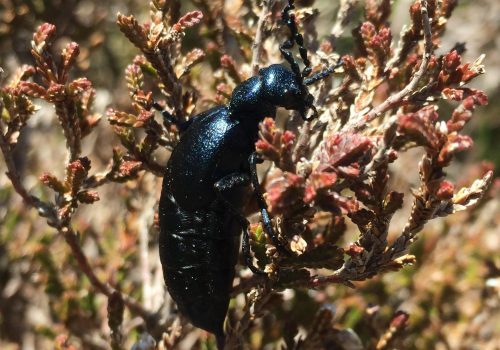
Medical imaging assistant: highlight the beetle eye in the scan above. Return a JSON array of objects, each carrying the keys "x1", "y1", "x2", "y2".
[{"x1": 283, "y1": 89, "x2": 291, "y2": 97}]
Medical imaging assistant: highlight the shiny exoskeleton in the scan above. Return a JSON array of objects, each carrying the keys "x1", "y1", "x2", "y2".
[{"x1": 157, "y1": 0, "x2": 341, "y2": 347}]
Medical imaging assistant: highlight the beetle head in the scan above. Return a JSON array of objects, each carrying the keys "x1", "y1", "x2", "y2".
[{"x1": 259, "y1": 64, "x2": 313, "y2": 119}]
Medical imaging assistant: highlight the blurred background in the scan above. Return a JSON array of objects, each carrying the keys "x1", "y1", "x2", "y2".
[{"x1": 0, "y1": 0, "x2": 499, "y2": 349}]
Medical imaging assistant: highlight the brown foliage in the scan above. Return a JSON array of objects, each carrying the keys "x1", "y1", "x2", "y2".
[{"x1": 1, "y1": 0, "x2": 498, "y2": 349}]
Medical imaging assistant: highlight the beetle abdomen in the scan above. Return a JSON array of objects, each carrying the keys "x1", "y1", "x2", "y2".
[{"x1": 159, "y1": 189, "x2": 240, "y2": 336}]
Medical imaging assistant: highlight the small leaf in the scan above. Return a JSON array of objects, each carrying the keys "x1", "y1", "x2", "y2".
[
  {"x1": 18, "y1": 81, "x2": 46, "y2": 98},
  {"x1": 33, "y1": 23, "x2": 57, "y2": 48},
  {"x1": 451, "y1": 171, "x2": 493, "y2": 212},
  {"x1": 67, "y1": 78, "x2": 92, "y2": 97},
  {"x1": 40, "y1": 173, "x2": 67, "y2": 193},
  {"x1": 117, "y1": 14, "x2": 149, "y2": 51},
  {"x1": 397, "y1": 106, "x2": 440, "y2": 149},
  {"x1": 383, "y1": 191, "x2": 404, "y2": 215},
  {"x1": 171, "y1": 11, "x2": 203, "y2": 32},
  {"x1": 60, "y1": 42, "x2": 80, "y2": 81},
  {"x1": 318, "y1": 132, "x2": 373, "y2": 170}
]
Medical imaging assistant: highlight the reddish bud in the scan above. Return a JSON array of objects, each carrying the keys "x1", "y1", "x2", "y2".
[
  {"x1": 68, "y1": 78, "x2": 92, "y2": 97},
  {"x1": 262, "y1": 117, "x2": 275, "y2": 129},
  {"x1": 61, "y1": 42, "x2": 80, "y2": 69},
  {"x1": 409, "y1": 2, "x2": 423, "y2": 31},
  {"x1": 463, "y1": 96, "x2": 476, "y2": 110},
  {"x1": 33, "y1": 23, "x2": 56, "y2": 46},
  {"x1": 436, "y1": 180, "x2": 455, "y2": 200},
  {"x1": 220, "y1": 54, "x2": 236, "y2": 69},
  {"x1": 135, "y1": 110, "x2": 154, "y2": 127},
  {"x1": 46, "y1": 83, "x2": 67, "y2": 102},
  {"x1": 438, "y1": 134, "x2": 473, "y2": 166},
  {"x1": 304, "y1": 172, "x2": 338, "y2": 204},
  {"x1": 390, "y1": 311, "x2": 409, "y2": 329},
  {"x1": 442, "y1": 88, "x2": 464, "y2": 101},
  {"x1": 443, "y1": 50, "x2": 461, "y2": 72},
  {"x1": 398, "y1": 106, "x2": 440, "y2": 149},
  {"x1": 172, "y1": 11, "x2": 203, "y2": 32},
  {"x1": 304, "y1": 186, "x2": 317, "y2": 204},
  {"x1": 360, "y1": 22, "x2": 376, "y2": 43},
  {"x1": 281, "y1": 131, "x2": 296, "y2": 145},
  {"x1": 341, "y1": 55, "x2": 361, "y2": 80},
  {"x1": 255, "y1": 139, "x2": 271, "y2": 152},
  {"x1": 40, "y1": 173, "x2": 66, "y2": 193},
  {"x1": 18, "y1": 81, "x2": 46, "y2": 98},
  {"x1": 346, "y1": 243, "x2": 364, "y2": 256}
]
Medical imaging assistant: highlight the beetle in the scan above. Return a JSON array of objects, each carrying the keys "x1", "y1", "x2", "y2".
[{"x1": 156, "y1": 0, "x2": 341, "y2": 347}]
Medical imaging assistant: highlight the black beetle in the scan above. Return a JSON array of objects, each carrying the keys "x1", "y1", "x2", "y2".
[{"x1": 156, "y1": 0, "x2": 341, "y2": 347}]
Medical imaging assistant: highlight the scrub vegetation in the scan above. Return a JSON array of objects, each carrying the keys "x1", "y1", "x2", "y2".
[{"x1": 0, "y1": 0, "x2": 498, "y2": 349}]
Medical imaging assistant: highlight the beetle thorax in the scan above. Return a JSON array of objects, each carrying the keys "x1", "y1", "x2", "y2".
[{"x1": 228, "y1": 63, "x2": 310, "y2": 121}]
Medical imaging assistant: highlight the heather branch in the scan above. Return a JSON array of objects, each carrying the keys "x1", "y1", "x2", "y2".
[
  {"x1": 1, "y1": 23, "x2": 158, "y2": 329},
  {"x1": 292, "y1": 120, "x2": 312, "y2": 163},
  {"x1": 28, "y1": 25, "x2": 92, "y2": 161},
  {"x1": 2, "y1": 144, "x2": 151, "y2": 319},
  {"x1": 60, "y1": 224, "x2": 154, "y2": 321},
  {"x1": 346, "y1": 0, "x2": 433, "y2": 131},
  {"x1": 157, "y1": 318, "x2": 182, "y2": 349},
  {"x1": 303, "y1": 254, "x2": 417, "y2": 289},
  {"x1": 389, "y1": 170, "x2": 493, "y2": 259},
  {"x1": 55, "y1": 100, "x2": 82, "y2": 161},
  {"x1": 231, "y1": 275, "x2": 266, "y2": 296},
  {"x1": 117, "y1": 8, "x2": 203, "y2": 122},
  {"x1": 138, "y1": 197, "x2": 156, "y2": 310},
  {"x1": 0, "y1": 133, "x2": 153, "y2": 321},
  {"x1": 330, "y1": 0, "x2": 360, "y2": 40},
  {"x1": 224, "y1": 289, "x2": 274, "y2": 349},
  {"x1": 309, "y1": 272, "x2": 356, "y2": 289},
  {"x1": 251, "y1": 0, "x2": 276, "y2": 75},
  {"x1": 153, "y1": 48, "x2": 185, "y2": 120},
  {"x1": 330, "y1": 116, "x2": 398, "y2": 194},
  {"x1": 375, "y1": 311, "x2": 409, "y2": 350},
  {"x1": 0, "y1": 130, "x2": 40, "y2": 207},
  {"x1": 361, "y1": 116, "x2": 398, "y2": 175}
]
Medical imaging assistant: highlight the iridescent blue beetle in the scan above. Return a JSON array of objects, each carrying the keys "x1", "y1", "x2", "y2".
[{"x1": 156, "y1": 0, "x2": 341, "y2": 347}]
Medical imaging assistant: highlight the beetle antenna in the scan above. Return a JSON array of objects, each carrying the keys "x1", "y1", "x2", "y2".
[
  {"x1": 280, "y1": 0, "x2": 312, "y2": 80},
  {"x1": 151, "y1": 101, "x2": 179, "y2": 126},
  {"x1": 280, "y1": 0, "x2": 318, "y2": 121},
  {"x1": 304, "y1": 58, "x2": 344, "y2": 86}
]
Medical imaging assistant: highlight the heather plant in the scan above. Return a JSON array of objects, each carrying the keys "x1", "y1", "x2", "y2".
[{"x1": 0, "y1": 0, "x2": 498, "y2": 349}]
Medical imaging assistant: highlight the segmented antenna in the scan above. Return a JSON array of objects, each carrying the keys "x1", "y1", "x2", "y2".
[
  {"x1": 279, "y1": 0, "x2": 312, "y2": 81},
  {"x1": 279, "y1": 0, "x2": 343, "y2": 121},
  {"x1": 304, "y1": 58, "x2": 344, "y2": 86},
  {"x1": 279, "y1": 0, "x2": 316, "y2": 120}
]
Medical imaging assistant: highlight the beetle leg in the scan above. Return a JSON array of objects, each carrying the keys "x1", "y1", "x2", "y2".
[
  {"x1": 151, "y1": 101, "x2": 177, "y2": 125},
  {"x1": 214, "y1": 174, "x2": 266, "y2": 275},
  {"x1": 248, "y1": 153, "x2": 291, "y2": 256},
  {"x1": 151, "y1": 101, "x2": 194, "y2": 132}
]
